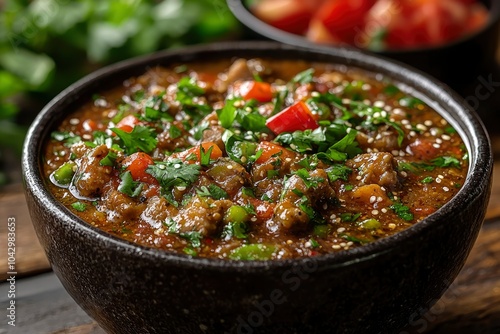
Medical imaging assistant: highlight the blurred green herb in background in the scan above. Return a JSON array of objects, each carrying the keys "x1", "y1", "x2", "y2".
[{"x1": 0, "y1": 0, "x2": 240, "y2": 186}]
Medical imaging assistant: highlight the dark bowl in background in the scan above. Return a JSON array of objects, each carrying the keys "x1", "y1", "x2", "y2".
[
  {"x1": 22, "y1": 42, "x2": 492, "y2": 334},
  {"x1": 227, "y1": 0, "x2": 500, "y2": 129}
]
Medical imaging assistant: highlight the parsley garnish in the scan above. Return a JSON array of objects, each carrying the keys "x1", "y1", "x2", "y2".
[
  {"x1": 294, "y1": 169, "x2": 325, "y2": 189},
  {"x1": 390, "y1": 202, "x2": 414, "y2": 221},
  {"x1": 431, "y1": 156, "x2": 461, "y2": 168},
  {"x1": 71, "y1": 202, "x2": 86, "y2": 212},
  {"x1": 326, "y1": 164, "x2": 352, "y2": 182},
  {"x1": 196, "y1": 184, "x2": 228, "y2": 200},
  {"x1": 291, "y1": 68, "x2": 314, "y2": 84},
  {"x1": 117, "y1": 171, "x2": 143, "y2": 198},
  {"x1": 421, "y1": 176, "x2": 434, "y2": 184},
  {"x1": 99, "y1": 150, "x2": 118, "y2": 166},
  {"x1": 176, "y1": 76, "x2": 211, "y2": 120},
  {"x1": 340, "y1": 212, "x2": 361, "y2": 222},
  {"x1": 112, "y1": 125, "x2": 157, "y2": 154},
  {"x1": 147, "y1": 159, "x2": 200, "y2": 193},
  {"x1": 221, "y1": 221, "x2": 248, "y2": 240}
]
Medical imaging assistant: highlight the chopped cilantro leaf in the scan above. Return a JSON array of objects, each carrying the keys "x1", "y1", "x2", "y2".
[
  {"x1": 326, "y1": 164, "x2": 352, "y2": 182},
  {"x1": 431, "y1": 156, "x2": 461, "y2": 168},
  {"x1": 99, "y1": 150, "x2": 118, "y2": 166},
  {"x1": 421, "y1": 176, "x2": 434, "y2": 184},
  {"x1": 179, "y1": 231, "x2": 202, "y2": 248},
  {"x1": 222, "y1": 221, "x2": 248, "y2": 240},
  {"x1": 294, "y1": 169, "x2": 325, "y2": 189},
  {"x1": 390, "y1": 202, "x2": 414, "y2": 221},
  {"x1": 147, "y1": 159, "x2": 200, "y2": 192},
  {"x1": 196, "y1": 184, "x2": 228, "y2": 200},
  {"x1": 291, "y1": 68, "x2": 314, "y2": 84},
  {"x1": 112, "y1": 125, "x2": 157, "y2": 155},
  {"x1": 71, "y1": 202, "x2": 86, "y2": 212},
  {"x1": 340, "y1": 212, "x2": 361, "y2": 222},
  {"x1": 118, "y1": 171, "x2": 143, "y2": 198}
]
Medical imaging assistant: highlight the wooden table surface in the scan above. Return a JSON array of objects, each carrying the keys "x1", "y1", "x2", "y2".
[{"x1": 2, "y1": 57, "x2": 500, "y2": 334}]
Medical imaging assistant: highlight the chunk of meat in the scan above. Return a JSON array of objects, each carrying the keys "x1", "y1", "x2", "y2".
[
  {"x1": 176, "y1": 196, "x2": 232, "y2": 237},
  {"x1": 272, "y1": 169, "x2": 336, "y2": 231},
  {"x1": 356, "y1": 128, "x2": 400, "y2": 152},
  {"x1": 347, "y1": 184, "x2": 391, "y2": 210},
  {"x1": 346, "y1": 152, "x2": 399, "y2": 189},
  {"x1": 73, "y1": 145, "x2": 113, "y2": 198},
  {"x1": 141, "y1": 196, "x2": 179, "y2": 229},
  {"x1": 207, "y1": 158, "x2": 251, "y2": 196},
  {"x1": 103, "y1": 189, "x2": 147, "y2": 223}
]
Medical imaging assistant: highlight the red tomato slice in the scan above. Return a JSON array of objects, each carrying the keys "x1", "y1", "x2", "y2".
[
  {"x1": 123, "y1": 152, "x2": 157, "y2": 184},
  {"x1": 235, "y1": 81, "x2": 273, "y2": 103},
  {"x1": 251, "y1": 0, "x2": 316, "y2": 34},
  {"x1": 266, "y1": 101, "x2": 319, "y2": 134},
  {"x1": 310, "y1": 0, "x2": 377, "y2": 45}
]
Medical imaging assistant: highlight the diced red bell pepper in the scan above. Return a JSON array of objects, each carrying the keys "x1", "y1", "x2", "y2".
[
  {"x1": 235, "y1": 81, "x2": 273, "y2": 103},
  {"x1": 114, "y1": 115, "x2": 140, "y2": 133},
  {"x1": 123, "y1": 152, "x2": 158, "y2": 184},
  {"x1": 254, "y1": 141, "x2": 295, "y2": 164},
  {"x1": 173, "y1": 142, "x2": 223, "y2": 164},
  {"x1": 266, "y1": 101, "x2": 319, "y2": 134}
]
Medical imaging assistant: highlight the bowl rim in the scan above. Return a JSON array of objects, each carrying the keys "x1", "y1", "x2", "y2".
[
  {"x1": 22, "y1": 41, "x2": 493, "y2": 271},
  {"x1": 227, "y1": 0, "x2": 500, "y2": 55}
]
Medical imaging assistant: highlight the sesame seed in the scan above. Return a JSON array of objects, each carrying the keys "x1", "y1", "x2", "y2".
[
  {"x1": 332, "y1": 245, "x2": 341, "y2": 250},
  {"x1": 400, "y1": 171, "x2": 408, "y2": 177},
  {"x1": 346, "y1": 127, "x2": 352, "y2": 133},
  {"x1": 393, "y1": 195, "x2": 398, "y2": 200},
  {"x1": 373, "y1": 112, "x2": 381, "y2": 118},
  {"x1": 409, "y1": 131, "x2": 417, "y2": 137},
  {"x1": 69, "y1": 118, "x2": 80, "y2": 125},
  {"x1": 370, "y1": 196, "x2": 376, "y2": 203},
  {"x1": 342, "y1": 98, "x2": 351, "y2": 104},
  {"x1": 347, "y1": 242, "x2": 354, "y2": 246},
  {"x1": 416, "y1": 124, "x2": 427, "y2": 131},
  {"x1": 381, "y1": 208, "x2": 388, "y2": 213},
  {"x1": 323, "y1": 203, "x2": 328, "y2": 210},
  {"x1": 436, "y1": 138, "x2": 443, "y2": 144},
  {"x1": 443, "y1": 187, "x2": 450, "y2": 192},
  {"x1": 442, "y1": 134, "x2": 451, "y2": 141},
  {"x1": 405, "y1": 124, "x2": 412, "y2": 130},
  {"x1": 388, "y1": 223, "x2": 396, "y2": 230},
  {"x1": 304, "y1": 241, "x2": 312, "y2": 248},
  {"x1": 432, "y1": 143, "x2": 440, "y2": 149},
  {"x1": 337, "y1": 227, "x2": 345, "y2": 233},
  {"x1": 362, "y1": 83, "x2": 371, "y2": 90},
  {"x1": 250, "y1": 217, "x2": 257, "y2": 222},
  {"x1": 401, "y1": 119, "x2": 410, "y2": 125},
  {"x1": 340, "y1": 242, "x2": 347, "y2": 247},
  {"x1": 377, "y1": 196, "x2": 383, "y2": 202},
  {"x1": 374, "y1": 101, "x2": 385, "y2": 108},
  {"x1": 372, "y1": 210, "x2": 379, "y2": 215},
  {"x1": 367, "y1": 148, "x2": 373, "y2": 153},
  {"x1": 424, "y1": 120, "x2": 433, "y2": 126},
  {"x1": 240, "y1": 156, "x2": 247, "y2": 163},
  {"x1": 290, "y1": 143, "x2": 297, "y2": 150},
  {"x1": 356, "y1": 175, "x2": 362, "y2": 180},
  {"x1": 438, "y1": 174, "x2": 444, "y2": 179},
  {"x1": 440, "y1": 119, "x2": 447, "y2": 125},
  {"x1": 367, "y1": 137, "x2": 374, "y2": 144},
  {"x1": 82, "y1": 134, "x2": 91, "y2": 140},
  {"x1": 311, "y1": 91, "x2": 320, "y2": 97},
  {"x1": 363, "y1": 99, "x2": 371, "y2": 105},
  {"x1": 227, "y1": 165, "x2": 233, "y2": 170},
  {"x1": 436, "y1": 178, "x2": 442, "y2": 184},
  {"x1": 287, "y1": 239, "x2": 293, "y2": 245},
  {"x1": 176, "y1": 186, "x2": 186, "y2": 191},
  {"x1": 392, "y1": 150, "x2": 399, "y2": 156}
]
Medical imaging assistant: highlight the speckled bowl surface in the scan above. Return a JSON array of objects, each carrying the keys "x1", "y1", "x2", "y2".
[{"x1": 22, "y1": 41, "x2": 492, "y2": 334}]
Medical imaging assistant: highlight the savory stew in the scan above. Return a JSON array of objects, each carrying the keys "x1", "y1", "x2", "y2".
[{"x1": 43, "y1": 58, "x2": 468, "y2": 260}]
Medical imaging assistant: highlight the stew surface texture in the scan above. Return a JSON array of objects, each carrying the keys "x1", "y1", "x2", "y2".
[{"x1": 43, "y1": 58, "x2": 468, "y2": 260}]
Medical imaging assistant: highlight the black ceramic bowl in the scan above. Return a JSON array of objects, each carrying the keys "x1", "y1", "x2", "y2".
[
  {"x1": 227, "y1": 0, "x2": 500, "y2": 96},
  {"x1": 23, "y1": 42, "x2": 492, "y2": 334}
]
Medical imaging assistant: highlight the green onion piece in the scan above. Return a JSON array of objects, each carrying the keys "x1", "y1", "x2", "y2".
[
  {"x1": 358, "y1": 218, "x2": 381, "y2": 230},
  {"x1": 229, "y1": 244, "x2": 276, "y2": 261},
  {"x1": 224, "y1": 205, "x2": 249, "y2": 224},
  {"x1": 50, "y1": 162, "x2": 76, "y2": 186}
]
